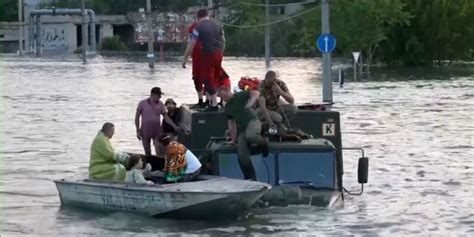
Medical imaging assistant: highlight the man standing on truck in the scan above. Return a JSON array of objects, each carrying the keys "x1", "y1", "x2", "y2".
[
  {"x1": 218, "y1": 86, "x2": 269, "y2": 180},
  {"x1": 182, "y1": 12, "x2": 207, "y2": 109},
  {"x1": 183, "y1": 9, "x2": 225, "y2": 112}
]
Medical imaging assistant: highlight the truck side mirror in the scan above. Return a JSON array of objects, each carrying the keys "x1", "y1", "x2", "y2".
[{"x1": 358, "y1": 157, "x2": 369, "y2": 184}]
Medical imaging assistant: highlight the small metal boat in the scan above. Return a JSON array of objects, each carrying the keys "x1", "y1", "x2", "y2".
[{"x1": 54, "y1": 176, "x2": 270, "y2": 219}]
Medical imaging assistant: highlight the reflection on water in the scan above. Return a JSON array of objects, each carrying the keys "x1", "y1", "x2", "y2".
[{"x1": 1, "y1": 55, "x2": 473, "y2": 235}]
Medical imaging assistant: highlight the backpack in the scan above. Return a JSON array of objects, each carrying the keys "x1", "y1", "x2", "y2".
[{"x1": 238, "y1": 76, "x2": 261, "y2": 91}]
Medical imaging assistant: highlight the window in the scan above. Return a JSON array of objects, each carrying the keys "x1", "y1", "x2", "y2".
[
  {"x1": 215, "y1": 150, "x2": 336, "y2": 188},
  {"x1": 278, "y1": 152, "x2": 335, "y2": 189},
  {"x1": 216, "y1": 153, "x2": 276, "y2": 184},
  {"x1": 279, "y1": 6, "x2": 285, "y2": 15}
]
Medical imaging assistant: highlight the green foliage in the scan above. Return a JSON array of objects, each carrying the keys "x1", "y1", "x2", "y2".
[
  {"x1": 101, "y1": 36, "x2": 128, "y2": 51},
  {"x1": 0, "y1": 0, "x2": 18, "y2": 22},
  {"x1": 380, "y1": 0, "x2": 474, "y2": 65},
  {"x1": 220, "y1": 0, "x2": 265, "y2": 56},
  {"x1": 223, "y1": 0, "x2": 474, "y2": 66},
  {"x1": 6, "y1": 0, "x2": 472, "y2": 65}
]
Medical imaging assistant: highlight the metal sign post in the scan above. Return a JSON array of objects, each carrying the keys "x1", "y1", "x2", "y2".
[
  {"x1": 352, "y1": 52, "x2": 360, "y2": 81},
  {"x1": 146, "y1": 0, "x2": 155, "y2": 68},
  {"x1": 320, "y1": 0, "x2": 333, "y2": 103},
  {"x1": 264, "y1": 0, "x2": 270, "y2": 69},
  {"x1": 316, "y1": 32, "x2": 336, "y2": 102},
  {"x1": 18, "y1": 0, "x2": 23, "y2": 56},
  {"x1": 81, "y1": 0, "x2": 87, "y2": 64}
]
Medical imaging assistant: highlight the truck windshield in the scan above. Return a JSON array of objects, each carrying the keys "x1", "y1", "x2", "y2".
[
  {"x1": 216, "y1": 151, "x2": 335, "y2": 189},
  {"x1": 278, "y1": 152, "x2": 335, "y2": 189}
]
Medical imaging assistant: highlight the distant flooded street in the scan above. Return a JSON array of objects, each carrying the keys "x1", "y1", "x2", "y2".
[{"x1": 1, "y1": 55, "x2": 473, "y2": 235}]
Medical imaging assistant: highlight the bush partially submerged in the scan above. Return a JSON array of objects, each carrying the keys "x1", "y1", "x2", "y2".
[{"x1": 101, "y1": 36, "x2": 128, "y2": 51}]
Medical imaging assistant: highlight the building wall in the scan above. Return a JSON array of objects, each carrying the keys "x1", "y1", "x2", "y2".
[
  {"x1": 128, "y1": 12, "x2": 193, "y2": 44},
  {"x1": 0, "y1": 22, "x2": 24, "y2": 53},
  {"x1": 102, "y1": 24, "x2": 114, "y2": 39},
  {"x1": 40, "y1": 23, "x2": 76, "y2": 53}
]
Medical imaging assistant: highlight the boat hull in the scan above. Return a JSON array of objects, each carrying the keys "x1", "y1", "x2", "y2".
[{"x1": 55, "y1": 177, "x2": 269, "y2": 219}]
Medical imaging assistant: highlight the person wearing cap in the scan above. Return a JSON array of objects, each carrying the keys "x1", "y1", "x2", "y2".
[
  {"x1": 162, "y1": 98, "x2": 181, "y2": 139},
  {"x1": 159, "y1": 134, "x2": 202, "y2": 183},
  {"x1": 135, "y1": 87, "x2": 180, "y2": 156},
  {"x1": 217, "y1": 86, "x2": 269, "y2": 181}
]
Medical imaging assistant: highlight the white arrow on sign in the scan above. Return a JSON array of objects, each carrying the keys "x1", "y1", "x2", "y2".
[
  {"x1": 352, "y1": 52, "x2": 360, "y2": 62},
  {"x1": 324, "y1": 36, "x2": 329, "y2": 52}
]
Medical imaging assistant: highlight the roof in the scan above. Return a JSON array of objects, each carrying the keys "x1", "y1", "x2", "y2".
[{"x1": 208, "y1": 138, "x2": 336, "y2": 153}]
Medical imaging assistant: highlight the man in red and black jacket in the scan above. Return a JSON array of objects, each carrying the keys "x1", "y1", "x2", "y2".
[
  {"x1": 183, "y1": 9, "x2": 225, "y2": 112},
  {"x1": 183, "y1": 14, "x2": 206, "y2": 108}
]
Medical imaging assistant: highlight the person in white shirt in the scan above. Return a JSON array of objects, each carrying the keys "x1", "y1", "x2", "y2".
[{"x1": 159, "y1": 134, "x2": 202, "y2": 182}]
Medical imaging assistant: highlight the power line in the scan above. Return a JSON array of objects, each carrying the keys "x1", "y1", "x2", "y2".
[{"x1": 220, "y1": 5, "x2": 319, "y2": 28}]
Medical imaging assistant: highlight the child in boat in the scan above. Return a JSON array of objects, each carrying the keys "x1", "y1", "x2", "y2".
[
  {"x1": 159, "y1": 134, "x2": 202, "y2": 183},
  {"x1": 125, "y1": 155, "x2": 154, "y2": 185}
]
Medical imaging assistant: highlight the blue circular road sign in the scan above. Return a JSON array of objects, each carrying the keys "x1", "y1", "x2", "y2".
[{"x1": 316, "y1": 33, "x2": 336, "y2": 53}]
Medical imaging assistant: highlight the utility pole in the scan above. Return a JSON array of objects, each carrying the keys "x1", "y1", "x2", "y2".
[
  {"x1": 264, "y1": 0, "x2": 270, "y2": 69},
  {"x1": 18, "y1": 0, "x2": 23, "y2": 56},
  {"x1": 81, "y1": 0, "x2": 87, "y2": 64},
  {"x1": 146, "y1": 0, "x2": 155, "y2": 68},
  {"x1": 321, "y1": 0, "x2": 332, "y2": 103},
  {"x1": 353, "y1": 58, "x2": 357, "y2": 81},
  {"x1": 208, "y1": 0, "x2": 213, "y2": 13}
]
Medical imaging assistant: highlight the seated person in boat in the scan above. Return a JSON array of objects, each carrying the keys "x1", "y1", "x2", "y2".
[
  {"x1": 257, "y1": 70, "x2": 298, "y2": 128},
  {"x1": 159, "y1": 135, "x2": 202, "y2": 183},
  {"x1": 218, "y1": 86, "x2": 269, "y2": 180},
  {"x1": 161, "y1": 98, "x2": 181, "y2": 140},
  {"x1": 89, "y1": 122, "x2": 129, "y2": 181},
  {"x1": 125, "y1": 155, "x2": 154, "y2": 185}
]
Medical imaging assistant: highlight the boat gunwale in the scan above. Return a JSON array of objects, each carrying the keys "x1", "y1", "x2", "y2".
[{"x1": 53, "y1": 178, "x2": 271, "y2": 195}]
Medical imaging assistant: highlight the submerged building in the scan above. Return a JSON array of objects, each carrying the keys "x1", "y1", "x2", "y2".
[{"x1": 0, "y1": 0, "x2": 194, "y2": 54}]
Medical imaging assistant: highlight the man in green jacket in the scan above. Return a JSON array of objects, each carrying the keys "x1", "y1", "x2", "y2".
[
  {"x1": 218, "y1": 87, "x2": 269, "y2": 180},
  {"x1": 89, "y1": 122, "x2": 129, "y2": 181}
]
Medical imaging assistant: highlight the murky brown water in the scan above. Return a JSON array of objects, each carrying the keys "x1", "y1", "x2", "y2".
[{"x1": 1, "y1": 55, "x2": 473, "y2": 236}]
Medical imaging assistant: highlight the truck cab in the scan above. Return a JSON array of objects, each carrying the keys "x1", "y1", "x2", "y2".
[
  {"x1": 175, "y1": 104, "x2": 366, "y2": 207},
  {"x1": 203, "y1": 138, "x2": 342, "y2": 206}
]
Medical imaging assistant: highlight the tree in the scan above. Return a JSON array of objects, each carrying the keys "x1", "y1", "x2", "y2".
[
  {"x1": 380, "y1": 0, "x2": 474, "y2": 66},
  {"x1": 220, "y1": 0, "x2": 266, "y2": 56},
  {"x1": 35, "y1": 0, "x2": 474, "y2": 65},
  {"x1": 303, "y1": 0, "x2": 410, "y2": 70},
  {"x1": 0, "y1": 0, "x2": 18, "y2": 22}
]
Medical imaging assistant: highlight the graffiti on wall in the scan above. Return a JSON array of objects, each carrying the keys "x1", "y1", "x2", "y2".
[
  {"x1": 41, "y1": 24, "x2": 68, "y2": 51},
  {"x1": 128, "y1": 12, "x2": 193, "y2": 44}
]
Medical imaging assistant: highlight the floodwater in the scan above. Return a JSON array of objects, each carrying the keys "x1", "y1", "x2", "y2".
[{"x1": 1, "y1": 55, "x2": 473, "y2": 236}]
